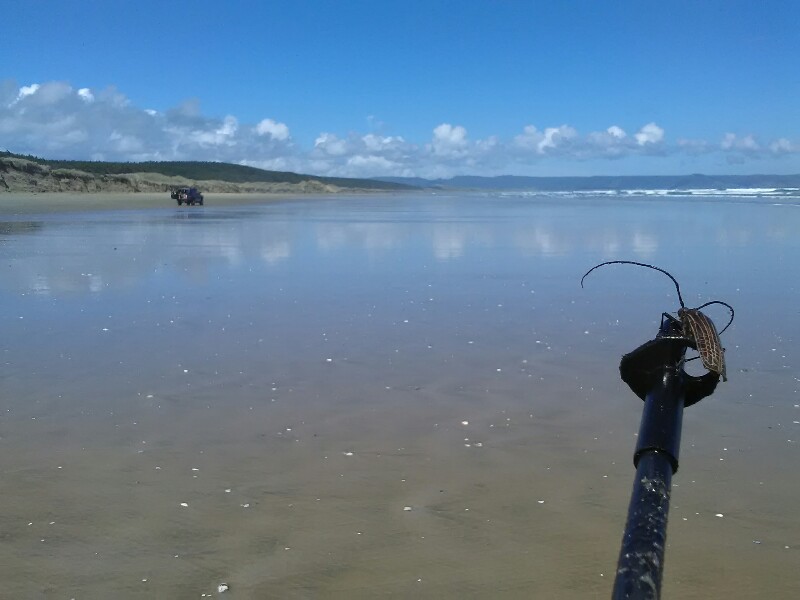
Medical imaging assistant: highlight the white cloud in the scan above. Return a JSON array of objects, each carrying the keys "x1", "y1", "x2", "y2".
[
  {"x1": 19, "y1": 84, "x2": 40, "y2": 96},
  {"x1": 514, "y1": 125, "x2": 543, "y2": 150},
  {"x1": 78, "y1": 88, "x2": 94, "y2": 103},
  {"x1": 218, "y1": 115, "x2": 238, "y2": 137},
  {"x1": 347, "y1": 154, "x2": 396, "y2": 170},
  {"x1": 303, "y1": 131, "x2": 420, "y2": 177},
  {"x1": 255, "y1": 118, "x2": 289, "y2": 141},
  {"x1": 16, "y1": 83, "x2": 40, "y2": 103},
  {"x1": 430, "y1": 123, "x2": 468, "y2": 157},
  {"x1": 635, "y1": 122, "x2": 664, "y2": 145},
  {"x1": 109, "y1": 130, "x2": 143, "y2": 153},
  {"x1": 178, "y1": 115, "x2": 239, "y2": 147},
  {"x1": 1, "y1": 79, "x2": 299, "y2": 162},
  {"x1": 769, "y1": 138, "x2": 795, "y2": 154},
  {"x1": 721, "y1": 133, "x2": 759, "y2": 152},
  {"x1": 517, "y1": 124, "x2": 602, "y2": 156},
  {"x1": 362, "y1": 133, "x2": 404, "y2": 151},
  {"x1": 242, "y1": 156, "x2": 297, "y2": 172},
  {"x1": 34, "y1": 82, "x2": 76, "y2": 106},
  {"x1": 343, "y1": 154, "x2": 414, "y2": 178},
  {"x1": 607, "y1": 125, "x2": 626, "y2": 139},
  {"x1": 314, "y1": 132, "x2": 348, "y2": 156},
  {"x1": 720, "y1": 133, "x2": 736, "y2": 150},
  {"x1": 537, "y1": 125, "x2": 577, "y2": 153},
  {"x1": 585, "y1": 126, "x2": 631, "y2": 157},
  {"x1": 1, "y1": 79, "x2": 797, "y2": 177}
]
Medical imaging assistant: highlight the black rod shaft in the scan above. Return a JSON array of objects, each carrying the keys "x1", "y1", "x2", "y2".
[
  {"x1": 612, "y1": 330, "x2": 687, "y2": 599},
  {"x1": 612, "y1": 450, "x2": 674, "y2": 599}
]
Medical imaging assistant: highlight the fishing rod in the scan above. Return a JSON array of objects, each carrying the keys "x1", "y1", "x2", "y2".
[{"x1": 581, "y1": 261, "x2": 733, "y2": 599}]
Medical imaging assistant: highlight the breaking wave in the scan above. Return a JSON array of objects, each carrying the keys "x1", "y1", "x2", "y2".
[{"x1": 498, "y1": 187, "x2": 800, "y2": 199}]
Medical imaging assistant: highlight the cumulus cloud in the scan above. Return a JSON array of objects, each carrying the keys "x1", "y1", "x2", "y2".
[
  {"x1": 1, "y1": 79, "x2": 798, "y2": 178},
  {"x1": 585, "y1": 126, "x2": 631, "y2": 157},
  {"x1": 430, "y1": 123, "x2": 469, "y2": 157},
  {"x1": 769, "y1": 138, "x2": 795, "y2": 154},
  {"x1": 538, "y1": 125, "x2": 577, "y2": 153},
  {"x1": 314, "y1": 132, "x2": 349, "y2": 156},
  {"x1": 16, "y1": 83, "x2": 40, "y2": 104},
  {"x1": 184, "y1": 115, "x2": 238, "y2": 147},
  {"x1": 635, "y1": 122, "x2": 664, "y2": 145},
  {"x1": 516, "y1": 123, "x2": 658, "y2": 160},
  {"x1": 303, "y1": 131, "x2": 421, "y2": 177},
  {"x1": 346, "y1": 154, "x2": 400, "y2": 172},
  {"x1": 721, "y1": 133, "x2": 759, "y2": 152},
  {"x1": 514, "y1": 125, "x2": 543, "y2": 150},
  {"x1": 607, "y1": 125, "x2": 626, "y2": 139},
  {"x1": 109, "y1": 130, "x2": 144, "y2": 153},
  {"x1": 514, "y1": 124, "x2": 581, "y2": 155},
  {"x1": 255, "y1": 118, "x2": 289, "y2": 141},
  {"x1": 1, "y1": 79, "x2": 294, "y2": 162},
  {"x1": 417, "y1": 124, "x2": 510, "y2": 175},
  {"x1": 362, "y1": 133, "x2": 404, "y2": 152}
]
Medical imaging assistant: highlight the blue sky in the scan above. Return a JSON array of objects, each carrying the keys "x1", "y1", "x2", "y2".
[{"x1": 2, "y1": 0, "x2": 799, "y2": 178}]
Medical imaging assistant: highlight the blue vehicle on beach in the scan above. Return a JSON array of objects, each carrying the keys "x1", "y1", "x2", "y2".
[{"x1": 171, "y1": 186, "x2": 204, "y2": 206}]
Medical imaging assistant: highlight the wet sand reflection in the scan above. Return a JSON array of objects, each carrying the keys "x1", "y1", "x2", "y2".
[{"x1": 1, "y1": 193, "x2": 798, "y2": 598}]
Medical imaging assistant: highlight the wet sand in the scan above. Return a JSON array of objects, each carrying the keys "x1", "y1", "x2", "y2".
[
  {"x1": 1, "y1": 192, "x2": 798, "y2": 598},
  {"x1": 0, "y1": 192, "x2": 329, "y2": 215}
]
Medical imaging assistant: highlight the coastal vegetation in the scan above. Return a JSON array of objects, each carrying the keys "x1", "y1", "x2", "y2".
[
  {"x1": 0, "y1": 151, "x2": 411, "y2": 193},
  {"x1": 3, "y1": 151, "x2": 798, "y2": 195}
]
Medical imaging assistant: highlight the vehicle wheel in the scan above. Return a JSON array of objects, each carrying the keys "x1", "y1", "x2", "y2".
[
  {"x1": 178, "y1": 200, "x2": 183, "y2": 206},
  {"x1": 199, "y1": 199, "x2": 204, "y2": 205}
]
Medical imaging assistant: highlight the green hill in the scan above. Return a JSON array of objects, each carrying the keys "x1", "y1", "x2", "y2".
[{"x1": 0, "y1": 151, "x2": 413, "y2": 193}]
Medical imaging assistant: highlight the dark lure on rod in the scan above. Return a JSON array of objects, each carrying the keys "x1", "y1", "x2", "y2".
[{"x1": 581, "y1": 260, "x2": 734, "y2": 382}]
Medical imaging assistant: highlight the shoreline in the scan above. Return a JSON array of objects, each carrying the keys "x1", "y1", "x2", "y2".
[{"x1": 0, "y1": 192, "x2": 345, "y2": 215}]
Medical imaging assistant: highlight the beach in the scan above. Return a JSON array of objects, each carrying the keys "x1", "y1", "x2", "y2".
[
  {"x1": 0, "y1": 192, "x2": 332, "y2": 215},
  {"x1": 1, "y1": 191, "x2": 798, "y2": 598}
]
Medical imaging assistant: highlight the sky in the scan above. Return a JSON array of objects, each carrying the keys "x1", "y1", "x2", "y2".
[{"x1": 1, "y1": 0, "x2": 799, "y2": 178}]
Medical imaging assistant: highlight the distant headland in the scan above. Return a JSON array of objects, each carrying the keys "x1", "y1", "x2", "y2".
[{"x1": 375, "y1": 173, "x2": 800, "y2": 192}]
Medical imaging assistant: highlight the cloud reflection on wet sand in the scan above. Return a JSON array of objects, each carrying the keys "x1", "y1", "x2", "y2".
[{"x1": 0, "y1": 193, "x2": 798, "y2": 598}]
